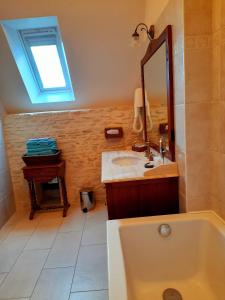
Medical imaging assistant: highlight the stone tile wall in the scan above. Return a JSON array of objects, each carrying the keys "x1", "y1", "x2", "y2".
[
  {"x1": 210, "y1": 0, "x2": 225, "y2": 218},
  {"x1": 184, "y1": 0, "x2": 225, "y2": 219},
  {"x1": 184, "y1": 3, "x2": 213, "y2": 211},
  {"x1": 3, "y1": 106, "x2": 141, "y2": 212},
  {"x1": 147, "y1": 103, "x2": 168, "y2": 146}
]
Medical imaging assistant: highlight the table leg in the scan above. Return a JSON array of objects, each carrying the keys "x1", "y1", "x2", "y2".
[
  {"x1": 59, "y1": 177, "x2": 70, "y2": 217},
  {"x1": 28, "y1": 180, "x2": 37, "y2": 220}
]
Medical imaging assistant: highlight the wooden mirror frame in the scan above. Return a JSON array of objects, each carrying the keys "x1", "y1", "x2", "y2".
[{"x1": 141, "y1": 25, "x2": 175, "y2": 161}]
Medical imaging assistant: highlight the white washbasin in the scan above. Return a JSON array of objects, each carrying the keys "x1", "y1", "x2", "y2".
[
  {"x1": 101, "y1": 150, "x2": 178, "y2": 183},
  {"x1": 111, "y1": 156, "x2": 141, "y2": 166}
]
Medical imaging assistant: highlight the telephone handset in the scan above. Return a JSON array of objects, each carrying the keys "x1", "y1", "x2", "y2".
[{"x1": 133, "y1": 88, "x2": 153, "y2": 133}]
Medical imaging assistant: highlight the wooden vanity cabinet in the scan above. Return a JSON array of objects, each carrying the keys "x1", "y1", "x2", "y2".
[{"x1": 105, "y1": 177, "x2": 179, "y2": 220}]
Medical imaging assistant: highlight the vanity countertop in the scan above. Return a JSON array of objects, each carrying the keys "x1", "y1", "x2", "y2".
[{"x1": 101, "y1": 150, "x2": 178, "y2": 184}]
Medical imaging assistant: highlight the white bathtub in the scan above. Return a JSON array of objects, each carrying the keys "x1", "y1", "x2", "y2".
[{"x1": 107, "y1": 211, "x2": 225, "y2": 300}]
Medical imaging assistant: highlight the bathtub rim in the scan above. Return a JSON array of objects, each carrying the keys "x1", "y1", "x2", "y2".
[{"x1": 107, "y1": 210, "x2": 225, "y2": 300}]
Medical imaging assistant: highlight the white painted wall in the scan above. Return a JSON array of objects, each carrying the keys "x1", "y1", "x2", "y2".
[
  {"x1": 145, "y1": 0, "x2": 169, "y2": 25},
  {"x1": 0, "y1": 101, "x2": 15, "y2": 228},
  {"x1": 0, "y1": 0, "x2": 146, "y2": 113}
]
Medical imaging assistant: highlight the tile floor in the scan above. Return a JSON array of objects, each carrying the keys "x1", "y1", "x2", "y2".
[{"x1": 0, "y1": 203, "x2": 108, "y2": 300}]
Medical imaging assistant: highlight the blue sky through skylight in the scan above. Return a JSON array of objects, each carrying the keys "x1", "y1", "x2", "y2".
[{"x1": 31, "y1": 45, "x2": 66, "y2": 89}]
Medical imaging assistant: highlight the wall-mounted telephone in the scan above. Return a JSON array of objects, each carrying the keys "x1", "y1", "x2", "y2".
[{"x1": 133, "y1": 88, "x2": 153, "y2": 133}]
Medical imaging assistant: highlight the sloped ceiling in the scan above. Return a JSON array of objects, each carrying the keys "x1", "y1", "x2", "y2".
[
  {"x1": 145, "y1": 0, "x2": 169, "y2": 25},
  {"x1": 0, "y1": 0, "x2": 146, "y2": 113}
]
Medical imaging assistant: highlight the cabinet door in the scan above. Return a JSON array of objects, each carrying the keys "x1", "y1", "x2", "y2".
[
  {"x1": 139, "y1": 178, "x2": 179, "y2": 216},
  {"x1": 106, "y1": 183, "x2": 140, "y2": 220}
]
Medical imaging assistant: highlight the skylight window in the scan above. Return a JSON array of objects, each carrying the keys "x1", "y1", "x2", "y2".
[
  {"x1": 1, "y1": 17, "x2": 75, "y2": 104},
  {"x1": 31, "y1": 45, "x2": 66, "y2": 89}
]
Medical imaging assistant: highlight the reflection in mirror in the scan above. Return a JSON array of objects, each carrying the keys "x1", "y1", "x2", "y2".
[
  {"x1": 144, "y1": 42, "x2": 168, "y2": 151},
  {"x1": 141, "y1": 25, "x2": 175, "y2": 161}
]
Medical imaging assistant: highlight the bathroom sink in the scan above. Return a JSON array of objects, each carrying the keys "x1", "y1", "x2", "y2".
[{"x1": 112, "y1": 156, "x2": 141, "y2": 166}]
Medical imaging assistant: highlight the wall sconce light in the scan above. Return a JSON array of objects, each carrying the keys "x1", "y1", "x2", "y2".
[{"x1": 132, "y1": 23, "x2": 155, "y2": 46}]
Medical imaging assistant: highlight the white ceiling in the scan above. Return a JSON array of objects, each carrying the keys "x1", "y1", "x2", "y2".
[{"x1": 0, "y1": 0, "x2": 146, "y2": 113}]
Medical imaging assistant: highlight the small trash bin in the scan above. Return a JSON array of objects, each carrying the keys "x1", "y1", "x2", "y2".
[{"x1": 80, "y1": 188, "x2": 95, "y2": 213}]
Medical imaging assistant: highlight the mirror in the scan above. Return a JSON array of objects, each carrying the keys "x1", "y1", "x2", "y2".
[{"x1": 141, "y1": 25, "x2": 175, "y2": 161}]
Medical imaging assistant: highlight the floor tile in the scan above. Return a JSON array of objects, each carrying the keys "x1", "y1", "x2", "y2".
[
  {"x1": 0, "y1": 204, "x2": 109, "y2": 299},
  {"x1": 0, "y1": 235, "x2": 30, "y2": 273},
  {"x1": 0, "y1": 213, "x2": 25, "y2": 242},
  {"x1": 7, "y1": 212, "x2": 26, "y2": 225},
  {"x1": 44, "y1": 231, "x2": 82, "y2": 268},
  {"x1": 66, "y1": 205, "x2": 83, "y2": 217},
  {"x1": 8, "y1": 218, "x2": 40, "y2": 238},
  {"x1": 86, "y1": 205, "x2": 108, "y2": 225},
  {"x1": 0, "y1": 273, "x2": 7, "y2": 285},
  {"x1": 0, "y1": 222, "x2": 16, "y2": 242},
  {"x1": 69, "y1": 290, "x2": 108, "y2": 300},
  {"x1": 38, "y1": 217, "x2": 63, "y2": 227},
  {"x1": 0, "y1": 249, "x2": 49, "y2": 299},
  {"x1": 59, "y1": 207, "x2": 86, "y2": 233},
  {"x1": 37, "y1": 210, "x2": 63, "y2": 221},
  {"x1": 5, "y1": 299, "x2": 29, "y2": 300},
  {"x1": 82, "y1": 222, "x2": 106, "y2": 245},
  {"x1": 31, "y1": 267, "x2": 74, "y2": 300},
  {"x1": 3, "y1": 299, "x2": 29, "y2": 300},
  {"x1": 25, "y1": 220, "x2": 60, "y2": 250},
  {"x1": 71, "y1": 244, "x2": 108, "y2": 292}
]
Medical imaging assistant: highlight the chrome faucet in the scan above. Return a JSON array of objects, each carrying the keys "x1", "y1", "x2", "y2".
[{"x1": 159, "y1": 136, "x2": 166, "y2": 164}]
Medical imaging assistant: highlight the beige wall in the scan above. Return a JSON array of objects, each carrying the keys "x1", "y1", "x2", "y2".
[
  {"x1": 184, "y1": 0, "x2": 213, "y2": 211},
  {"x1": 0, "y1": 101, "x2": 15, "y2": 228},
  {"x1": 180, "y1": 0, "x2": 225, "y2": 219},
  {"x1": 145, "y1": 0, "x2": 186, "y2": 212},
  {"x1": 0, "y1": 0, "x2": 145, "y2": 113},
  {"x1": 3, "y1": 106, "x2": 139, "y2": 212},
  {"x1": 210, "y1": 0, "x2": 225, "y2": 218},
  {"x1": 184, "y1": 0, "x2": 225, "y2": 219},
  {"x1": 145, "y1": 0, "x2": 169, "y2": 25}
]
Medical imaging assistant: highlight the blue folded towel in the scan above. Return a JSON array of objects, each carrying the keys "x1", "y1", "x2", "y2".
[
  {"x1": 26, "y1": 138, "x2": 58, "y2": 155},
  {"x1": 27, "y1": 149, "x2": 57, "y2": 155}
]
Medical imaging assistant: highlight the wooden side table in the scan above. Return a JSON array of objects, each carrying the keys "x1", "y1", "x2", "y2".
[{"x1": 22, "y1": 161, "x2": 70, "y2": 220}]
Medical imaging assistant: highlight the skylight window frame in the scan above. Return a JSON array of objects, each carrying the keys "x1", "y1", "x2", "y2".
[
  {"x1": 18, "y1": 26, "x2": 71, "y2": 94},
  {"x1": 1, "y1": 16, "x2": 75, "y2": 104}
]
